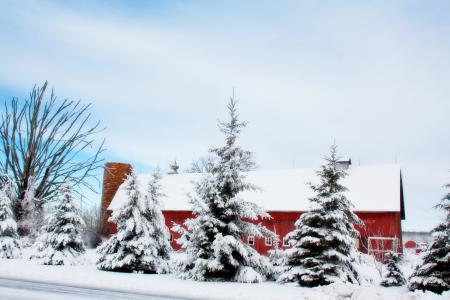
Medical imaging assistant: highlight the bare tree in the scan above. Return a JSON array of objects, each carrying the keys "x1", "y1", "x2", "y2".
[
  {"x1": 185, "y1": 155, "x2": 215, "y2": 173},
  {"x1": 185, "y1": 152, "x2": 257, "y2": 174},
  {"x1": 0, "y1": 82, "x2": 105, "y2": 234},
  {"x1": 81, "y1": 205, "x2": 104, "y2": 248}
]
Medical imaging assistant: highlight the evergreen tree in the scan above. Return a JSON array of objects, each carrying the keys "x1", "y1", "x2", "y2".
[
  {"x1": 267, "y1": 238, "x2": 288, "y2": 280},
  {"x1": 31, "y1": 182, "x2": 85, "y2": 265},
  {"x1": 0, "y1": 175, "x2": 21, "y2": 259},
  {"x1": 409, "y1": 183, "x2": 450, "y2": 294},
  {"x1": 380, "y1": 251, "x2": 406, "y2": 287},
  {"x1": 174, "y1": 97, "x2": 275, "y2": 283},
  {"x1": 140, "y1": 170, "x2": 172, "y2": 273},
  {"x1": 20, "y1": 177, "x2": 44, "y2": 243},
  {"x1": 278, "y1": 145, "x2": 363, "y2": 287},
  {"x1": 0, "y1": 174, "x2": 17, "y2": 202},
  {"x1": 97, "y1": 170, "x2": 172, "y2": 273}
]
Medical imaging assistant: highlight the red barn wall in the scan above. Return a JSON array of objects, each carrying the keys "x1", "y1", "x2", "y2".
[
  {"x1": 163, "y1": 211, "x2": 194, "y2": 250},
  {"x1": 162, "y1": 210, "x2": 403, "y2": 255},
  {"x1": 99, "y1": 162, "x2": 403, "y2": 257},
  {"x1": 356, "y1": 211, "x2": 403, "y2": 255}
]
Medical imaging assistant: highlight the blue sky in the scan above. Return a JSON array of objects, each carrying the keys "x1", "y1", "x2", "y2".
[{"x1": 0, "y1": 0, "x2": 449, "y2": 231}]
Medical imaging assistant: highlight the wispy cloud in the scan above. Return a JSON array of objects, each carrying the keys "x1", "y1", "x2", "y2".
[{"x1": 0, "y1": 0, "x2": 449, "y2": 230}]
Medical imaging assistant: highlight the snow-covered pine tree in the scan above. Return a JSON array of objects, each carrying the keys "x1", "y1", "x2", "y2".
[
  {"x1": 97, "y1": 170, "x2": 172, "y2": 273},
  {"x1": 140, "y1": 170, "x2": 172, "y2": 273},
  {"x1": 0, "y1": 174, "x2": 17, "y2": 202},
  {"x1": 20, "y1": 177, "x2": 44, "y2": 243},
  {"x1": 30, "y1": 182, "x2": 85, "y2": 265},
  {"x1": 0, "y1": 175, "x2": 21, "y2": 259},
  {"x1": 278, "y1": 144, "x2": 363, "y2": 287},
  {"x1": 174, "y1": 96, "x2": 275, "y2": 283},
  {"x1": 268, "y1": 237, "x2": 287, "y2": 280},
  {"x1": 408, "y1": 182, "x2": 450, "y2": 294},
  {"x1": 380, "y1": 251, "x2": 406, "y2": 287}
]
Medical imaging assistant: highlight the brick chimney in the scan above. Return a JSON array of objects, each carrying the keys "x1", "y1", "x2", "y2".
[{"x1": 99, "y1": 162, "x2": 132, "y2": 235}]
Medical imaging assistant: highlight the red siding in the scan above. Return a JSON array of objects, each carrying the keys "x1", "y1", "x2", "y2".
[
  {"x1": 159, "y1": 210, "x2": 403, "y2": 256},
  {"x1": 106, "y1": 209, "x2": 403, "y2": 257},
  {"x1": 356, "y1": 211, "x2": 403, "y2": 255},
  {"x1": 163, "y1": 211, "x2": 194, "y2": 250}
]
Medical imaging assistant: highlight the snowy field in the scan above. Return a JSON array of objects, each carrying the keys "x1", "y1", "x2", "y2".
[{"x1": 0, "y1": 250, "x2": 447, "y2": 300}]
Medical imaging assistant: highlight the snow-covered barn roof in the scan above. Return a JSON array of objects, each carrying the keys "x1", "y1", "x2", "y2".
[{"x1": 109, "y1": 164, "x2": 404, "y2": 217}]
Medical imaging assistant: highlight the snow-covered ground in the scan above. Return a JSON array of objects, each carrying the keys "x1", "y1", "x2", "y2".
[
  {"x1": 0, "y1": 278, "x2": 180, "y2": 300},
  {"x1": 0, "y1": 250, "x2": 447, "y2": 300}
]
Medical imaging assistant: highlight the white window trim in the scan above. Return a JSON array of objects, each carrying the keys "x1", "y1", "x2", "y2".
[
  {"x1": 265, "y1": 237, "x2": 272, "y2": 246},
  {"x1": 248, "y1": 235, "x2": 255, "y2": 246},
  {"x1": 367, "y1": 236, "x2": 399, "y2": 255},
  {"x1": 283, "y1": 237, "x2": 290, "y2": 247}
]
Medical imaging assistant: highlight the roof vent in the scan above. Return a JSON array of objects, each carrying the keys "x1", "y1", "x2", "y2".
[{"x1": 336, "y1": 158, "x2": 351, "y2": 170}]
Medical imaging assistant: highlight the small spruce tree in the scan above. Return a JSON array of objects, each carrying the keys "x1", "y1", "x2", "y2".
[
  {"x1": 20, "y1": 177, "x2": 44, "y2": 244},
  {"x1": 380, "y1": 251, "x2": 406, "y2": 287},
  {"x1": 408, "y1": 182, "x2": 450, "y2": 294},
  {"x1": 31, "y1": 182, "x2": 85, "y2": 265},
  {"x1": 278, "y1": 144, "x2": 363, "y2": 287},
  {"x1": 0, "y1": 176, "x2": 21, "y2": 259},
  {"x1": 97, "y1": 170, "x2": 172, "y2": 273},
  {"x1": 267, "y1": 237, "x2": 287, "y2": 280},
  {"x1": 0, "y1": 174, "x2": 17, "y2": 202},
  {"x1": 140, "y1": 170, "x2": 172, "y2": 273},
  {"x1": 174, "y1": 97, "x2": 275, "y2": 283}
]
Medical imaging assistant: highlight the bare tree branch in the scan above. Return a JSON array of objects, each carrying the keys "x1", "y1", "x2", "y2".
[
  {"x1": 0, "y1": 82, "x2": 105, "y2": 234},
  {"x1": 185, "y1": 151, "x2": 257, "y2": 174}
]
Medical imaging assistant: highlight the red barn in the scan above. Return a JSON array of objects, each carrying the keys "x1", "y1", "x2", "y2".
[{"x1": 101, "y1": 162, "x2": 405, "y2": 258}]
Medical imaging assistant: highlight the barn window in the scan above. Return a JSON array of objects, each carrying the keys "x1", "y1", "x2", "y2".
[
  {"x1": 283, "y1": 237, "x2": 290, "y2": 247},
  {"x1": 169, "y1": 234, "x2": 173, "y2": 242},
  {"x1": 367, "y1": 236, "x2": 399, "y2": 260},
  {"x1": 265, "y1": 237, "x2": 272, "y2": 246},
  {"x1": 248, "y1": 235, "x2": 255, "y2": 246}
]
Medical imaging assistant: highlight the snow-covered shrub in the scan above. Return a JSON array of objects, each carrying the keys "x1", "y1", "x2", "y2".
[
  {"x1": 352, "y1": 253, "x2": 382, "y2": 285},
  {"x1": 380, "y1": 252, "x2": 406, "y2": 287},
  {"x1": 174, "y1": 98, "x2": 275, "y2": 283},
  {"x1": 409, "y1": 183, "x2": 450, "y2": 294},
  {"x1": 97, "y1": 170, "x2": 172, "y2": 273},
  {"x1": 278, "y1": 144, "x2": 363, "y2": 287},
  {"x1": 267, "y1": 240, "x2": 288, "y2": 280},
  {"x1": 0, "y1": 176, "x2": 21, "y2": 259},
  {"x1": 30, "y1": 182, "x2": 85, "y2": 265},
  {"x1": 235, "y1": 266, "x2": 263, "y2": 283}
]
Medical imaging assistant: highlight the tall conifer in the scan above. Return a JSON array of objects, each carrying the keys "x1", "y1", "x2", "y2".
[
  {"x1": 0, "y1": 175, "x2": 21, "y2": 259},
  {"x1": 97, "y1": 170, "x2": 171, "y2": 273},
  {"x1": 409, "y1": 182, "x2": 450, "y2": 294},
  {"x1": 175, "y1": 97, "x2": 275, "y2": 283},
  {"x1": 278, "y1": 145, "x2": 363, "y2": 287},
  {"x1": 31, "y1": 183, "x2": 85, "y2": 265}
]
